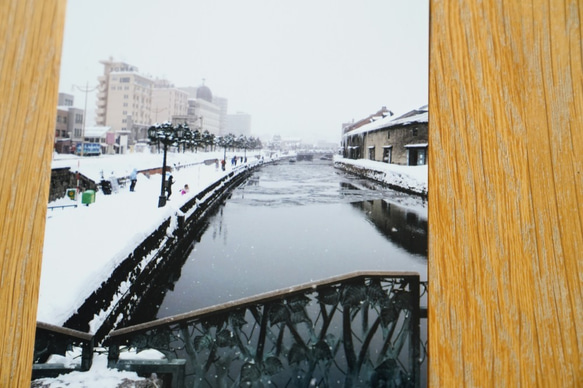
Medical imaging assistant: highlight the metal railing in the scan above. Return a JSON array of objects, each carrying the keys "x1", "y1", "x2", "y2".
[
  {"x1": 32, "y1": 322, "x2": 94, "y2": 379},
  {"x1": 105, "y1": 271, "x2": 425, "y2": 387}
]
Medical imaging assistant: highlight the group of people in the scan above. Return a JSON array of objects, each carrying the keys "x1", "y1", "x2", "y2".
[
  {"x1": 216, "y1": 156, "x2": 248, "y2": 172},
  {"x1": 163, "y1": 174, "x2": 189, "y2": 199},
  {"x1": 127, "y1": 169, "x2": 188, "y2": 199}
]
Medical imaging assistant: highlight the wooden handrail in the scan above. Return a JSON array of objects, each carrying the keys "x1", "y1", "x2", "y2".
[{"x1": 107, "y1": 271, "x2": 420, "y2": 339}]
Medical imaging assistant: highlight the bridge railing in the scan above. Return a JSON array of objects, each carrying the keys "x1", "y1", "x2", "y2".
[
  {"x1": 32, "y1": 322, "x2": 94, "y2": 379},
  {"x1": 105, "y1": 271, "x2": 426, "y2": 387}
]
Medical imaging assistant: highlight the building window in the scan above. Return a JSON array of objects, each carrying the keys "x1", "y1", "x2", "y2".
[
  {"x1": 383, "y1": 147, "x2": 392, "y2": 163},
  {"x1": 418, "y1": 149, "x2": 427, "y2": 165},
  {"x1": 387, "y1": 130, "x2": 390, "y2": 139},
  {"x1": 368, "y1": 147, "x2": 375, "y2": 161},
  {"x1": 120, "y1": 77, "x2": 130, "y2": 83},
  {"x1": 412, "y1": 128, "x2": 418, "y2": 136},
  {"x1": 75, "y1": 113, "x2": 83, "y2": 124}
]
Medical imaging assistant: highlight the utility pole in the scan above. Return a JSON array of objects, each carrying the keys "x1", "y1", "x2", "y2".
[{"x1": 72, "y1": 82, "x2": 98, "y2": 156}]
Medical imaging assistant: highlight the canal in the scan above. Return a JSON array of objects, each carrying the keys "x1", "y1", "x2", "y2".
[{"x1": 147, "y1": 158, "x2": 428, "y2": 319}]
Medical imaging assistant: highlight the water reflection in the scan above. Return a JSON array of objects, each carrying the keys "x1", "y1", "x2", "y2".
[
  {"x1": 350, "y1": 198, "x2": 428, "y2": 256},
  {"x1": 146, "y1": 162, "x2": 427, "y2": 319}
]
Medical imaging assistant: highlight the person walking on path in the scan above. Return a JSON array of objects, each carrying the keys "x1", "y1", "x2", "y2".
[
  {"x1": 129, "y1": 168, "x2": 138, "y2": 192},
  {"x1": 166, "y1": 175, "x2": 174, "y2": 199}
]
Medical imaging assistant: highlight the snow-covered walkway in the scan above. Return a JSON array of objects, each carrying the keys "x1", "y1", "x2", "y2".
[{"x1": 38, "y1": 150, "x2": 264, "y2": 326}]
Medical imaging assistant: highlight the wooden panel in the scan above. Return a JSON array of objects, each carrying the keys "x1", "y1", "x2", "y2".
[
  {"x1": 0, "y1": 0, "x2": 66, "y2": 385},
  {"x1": 428, "y1": 1, "x2": 582, "y2": 386}
]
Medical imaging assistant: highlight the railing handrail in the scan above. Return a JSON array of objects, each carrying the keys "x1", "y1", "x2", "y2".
[
  {"x1": 107, "y1": 270, "x2": 420, "y2": 340},
  {"x1": 36, "y1": 321, "x2": 93, "y2": 341}
]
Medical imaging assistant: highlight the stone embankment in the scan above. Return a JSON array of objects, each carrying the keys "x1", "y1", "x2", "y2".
[{"x1": 334, "y1": 157, "x2": 428, "y2": 197}]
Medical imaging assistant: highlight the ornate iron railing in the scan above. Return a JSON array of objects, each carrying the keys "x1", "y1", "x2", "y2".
[{"x1": 106, "y1": 271, "x2": 425, "y2": 387}]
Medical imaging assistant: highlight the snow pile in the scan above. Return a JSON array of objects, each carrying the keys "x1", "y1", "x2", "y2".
[
  {"x1": 334, "y1": 156, "x2": 428, "y2": 196},
  {"x1": 33, "y1": 349, "x2": 166, "y2": 387}
]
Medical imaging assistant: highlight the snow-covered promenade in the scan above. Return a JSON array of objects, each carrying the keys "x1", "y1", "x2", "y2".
[{"x1": 39, "y1": 150, "x2": 264, "y2": 327}]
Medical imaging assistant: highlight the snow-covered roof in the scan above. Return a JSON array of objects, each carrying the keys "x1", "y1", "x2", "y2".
[
  {"x1": 84, "y1": 126, "x2": 111, "y2": 138},
  {"x1": 343, "y1": 108, "x2": 428, "y2": 138}
]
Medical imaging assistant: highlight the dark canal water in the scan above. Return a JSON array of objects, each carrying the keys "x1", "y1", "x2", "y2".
[{"x1": 153, "y1": 159, "x2": 428, "y2": 318}]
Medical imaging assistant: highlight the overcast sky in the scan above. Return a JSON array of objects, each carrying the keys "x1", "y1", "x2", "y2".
[{"x1": 58, "y1": 0, "x2": 428, "y2": 144}]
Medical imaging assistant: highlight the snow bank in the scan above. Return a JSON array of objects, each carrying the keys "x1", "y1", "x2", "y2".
[{"x1": 334, "y1": 156, "x2": 428, "y2": 196}]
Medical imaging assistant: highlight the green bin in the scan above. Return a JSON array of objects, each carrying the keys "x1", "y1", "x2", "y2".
[{"x1": 81, "y1": 190, "x2": 95, "y2": 205}]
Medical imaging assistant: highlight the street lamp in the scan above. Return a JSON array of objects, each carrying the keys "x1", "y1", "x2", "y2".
[{"x1": 148, "y1": 122, "x2": 191, "y2": 207}]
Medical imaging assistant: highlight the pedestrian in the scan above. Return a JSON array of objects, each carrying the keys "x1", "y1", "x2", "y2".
[
  {"x1": 221, "y1": 159, "x2": 226, "y2": 171},
  {"x1": 181, "y1": 184, "x2": 189, "y2": 195},
  {"x1": 215, "y1": 159, "x2": 219, "y2": 171},
  {"x1": 166, "y1": 175, "x2": 174, "y2": 199},
  {"x1": 109, "y1": 172, "x2": 119, "y2": 193},
  {"x1": 129, "y1": 168, "x2": 138, "y2": 192}
]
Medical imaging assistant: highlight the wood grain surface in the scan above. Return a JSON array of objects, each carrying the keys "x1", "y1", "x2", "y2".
[
  {"x1": 428, "y1": 1, "x2": 582, "y2": 386},
  {"x1": 0, "y1": 0, "x2": 66, "y2": 385}
]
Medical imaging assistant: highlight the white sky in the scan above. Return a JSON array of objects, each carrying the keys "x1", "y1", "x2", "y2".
[{"x1": 58, "y1": 0, "x2": 429, "y2": 143}]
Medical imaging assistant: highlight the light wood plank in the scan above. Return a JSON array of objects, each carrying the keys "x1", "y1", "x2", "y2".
[
  {"x1": 0, "y1": 0, "x2": 67, "y2": 385},
  {"x1": 428, "y1": 1, "x2": 582, "y2": 386}
]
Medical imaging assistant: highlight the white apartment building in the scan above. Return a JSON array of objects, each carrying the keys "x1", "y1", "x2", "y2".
[
  {"x1": 213, "y1": 96, "x2": 228, "y2": 135},
  {"x1": 96, "y1": 59, "x2": 153, "y2": 145},
  {"x1": 196, "y1": 98, "x2": 221, "y2": 135},
  {"x1": 96, "y1": 59, "x2": 187, "y2": 147},
  {"x1": 225, "y1": 112, "x2": 251, "y2": 136},
  {"x1": 152, "y1": 79, "x2": 189, "y2": 124},
  {"x1": 177, "y1": 84, "x2": 222, "y2": 135}
]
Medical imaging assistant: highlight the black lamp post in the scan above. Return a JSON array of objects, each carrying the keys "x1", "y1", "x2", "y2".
[{"x1": 148, "y1": 122, "x2": 191, "y2": 207}]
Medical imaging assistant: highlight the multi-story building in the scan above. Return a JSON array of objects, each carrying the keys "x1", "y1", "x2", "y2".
[
  {"x1": 212, "y1": 96, "x2": 229, "y2": 135},
  {"x1": 151, "y1": 79, "x2": 189, "y2": 124},
  {"x1": 58, "y1": 93, "x2": 74, "y2": 107},
  {"x1": 96, "y1": 59, "x2": 154, "y2": 146},
  {"x1": 177, "y1": 84, "x2": 221, "y2": 135},
  {"x1": 54, "y1": 93, "x2": 85, "y2": 154},
  {"x1": 54, "y1": 107, "x2": 70, "y2": 153},
  {"x1": 225, "y1": 112, "x2": 251, "y2": 136}
]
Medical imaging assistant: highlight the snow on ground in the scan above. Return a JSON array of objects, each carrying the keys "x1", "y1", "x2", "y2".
[
  {"x1": 39, "y1": 149, "x2": 267, "y2": 326},
  {"x1": 334, "y1": 156, "x2": 428, "y2": 196},
  {"x1": 32, "y1": 348, "x2": 166, "y2": 387}
]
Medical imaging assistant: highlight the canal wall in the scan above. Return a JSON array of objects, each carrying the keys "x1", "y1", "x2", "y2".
[
  {"x1": 334, "y1": 157, "x2": 428, "y2": 197},
  {"x1": 62, "y1": 163, "x2": 258, "y2": 342}
]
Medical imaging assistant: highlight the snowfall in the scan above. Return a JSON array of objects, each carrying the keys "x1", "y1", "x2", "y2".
[{"x1": 33, "y1": 149, "x2": 428, "y2": 387}]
